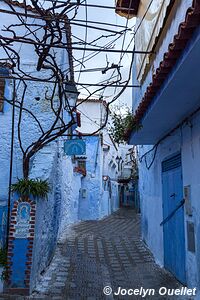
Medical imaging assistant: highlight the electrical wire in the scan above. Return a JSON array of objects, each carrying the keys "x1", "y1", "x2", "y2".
[
  {"x1": 71, "y1": 18, "x2": 129, "y2": 29},
  {"x1": 76, "y1": 0, "x2": 87, "y2": 83},
  {"x1": 113, "y1": 0, "x2": 132, "y2": 95},
  {"x1": 0, "y1": 0, "x2": 154, "y2": 111},
  {"x1": 34, "y1": 1, "x2": 136, "y2": 11}
]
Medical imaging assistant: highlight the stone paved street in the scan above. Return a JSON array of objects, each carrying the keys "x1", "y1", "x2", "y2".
[
  {"x1": 26, "y1": 208, "x2": 191, "y2": 300},
  {"x1": 0, "y1": 209, "x2": 192, "y2": 300}
]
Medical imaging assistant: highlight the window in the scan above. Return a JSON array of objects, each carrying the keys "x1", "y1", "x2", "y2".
[
  {"x1": 77, "y1": 159, "x2": 86, "y2": 172},
  {"x1": 115, "y1": 0, "x2": 140, "y2": 18},
  {"x1": 74, "y1": 157, "x2": 87, "y2": 176}
]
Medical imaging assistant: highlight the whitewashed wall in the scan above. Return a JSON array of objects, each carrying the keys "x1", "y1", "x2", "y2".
[
  {"x1": 77, "y1": 100, "x2": 120, "y2": 220},
  {"x1": 0, "y1": 3, "x2": 78, "y2": 291}
]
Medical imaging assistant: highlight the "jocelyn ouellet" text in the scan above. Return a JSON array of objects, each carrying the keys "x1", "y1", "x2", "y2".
[{"x1": 112, "y1": 286, "x2": 197, "y2": 297}]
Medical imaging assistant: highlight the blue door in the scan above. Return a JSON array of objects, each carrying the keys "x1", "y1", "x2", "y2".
[{"x1": 162, "y1": 153, "x2": 186, "y2": 284}]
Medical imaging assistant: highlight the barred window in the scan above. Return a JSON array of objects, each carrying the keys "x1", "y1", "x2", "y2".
[{"x1": 77, "y1": 160, "x2": 86, "y2": 172}]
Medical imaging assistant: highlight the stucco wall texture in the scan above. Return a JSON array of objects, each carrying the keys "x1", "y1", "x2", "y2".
[
  {"x1": 29, "y1": 141, "x2": 83, "y2": 291},
  {"x1": 78, "y1": 136, "x2": 101, "y2": 221},
  {"x1": 78, "y1": 136, "x2": 120, "y2": 222},
  {"x1": 0, "y1": 0, "x2": 70, "y2": 205},
  {"x1": 29, "y1": 144, "x2": 59, "y2": 291},
  {"x1": 58, "y1": 150, "x2": 82, "y2": 237},
  {"x1": 0, "y1": 61, "x2": 73, "y2": 292}
]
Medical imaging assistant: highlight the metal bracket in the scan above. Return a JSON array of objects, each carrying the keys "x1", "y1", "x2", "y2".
[{"x1": 160, "y1": 199, "x2": 185, "y2": 226}]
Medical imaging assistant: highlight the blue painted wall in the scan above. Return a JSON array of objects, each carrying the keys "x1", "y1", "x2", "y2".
[
  {"x1": 131, "y1": 0, "x2": 200, "y2": 289},
  {"x1": 30, "y1": 144, "x2": 61, "y2": 291},
  {"x1": 78, "y1": 136, "x2": 101, "y2": 220},
  {"x1": 0, "y1": 71, "x2": 77, "y2": 291},
  {"x1": 0, "y1": 206, "x2": 7, "y2": 249},
  {"x1": 10, "y1": 239, "x2": 29, "y2": 288},
  {"x1": 77, "y1": 135, "x2": 120, "y2": 220}
]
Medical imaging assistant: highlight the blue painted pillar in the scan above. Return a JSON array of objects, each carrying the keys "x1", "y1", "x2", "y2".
[{"x1": 5, "y1": 197, "x2": 36, "y2": 295}]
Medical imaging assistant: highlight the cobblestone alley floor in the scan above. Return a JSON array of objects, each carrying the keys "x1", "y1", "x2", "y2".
[{"x1": 1, "y1": 208, "x2": 192, "y2": 300}]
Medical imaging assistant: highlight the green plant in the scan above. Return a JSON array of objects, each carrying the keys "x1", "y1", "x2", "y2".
[
  {"x1": 109, "y1": 105, "x2": 142, "y2": 144},
  {"x1": 1, "y1": 268, "x2": 9, "y2": 282},
  {"x1": 0, "y1": 248, "x2": 7, "y2": 268},
  {"x1": 11, "y1": 178, "x2": 50, "y2": 199},
  {"x1": 0, "y1": 248, "x2": 9, "y2": 282}
]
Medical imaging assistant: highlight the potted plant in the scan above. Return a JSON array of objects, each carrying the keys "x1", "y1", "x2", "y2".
[{"x1": 11, "y1": 178, "x2": 50, "y2": 201}]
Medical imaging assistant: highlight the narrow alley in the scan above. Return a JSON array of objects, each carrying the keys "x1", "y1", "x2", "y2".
[
  {"x1": 0, "y1": 0, "x2": 200, "y2": 298},
  {"x1": 24, "y1": 209, "x2": 184, "y2": 300}
]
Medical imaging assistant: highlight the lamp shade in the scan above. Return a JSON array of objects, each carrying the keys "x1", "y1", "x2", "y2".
[
  {"x1": 65, "y1": 81, "x2": 80, "y2": 108},
  {"x1": 65, "y1": 81, "x2": 79, "y2": 97}
]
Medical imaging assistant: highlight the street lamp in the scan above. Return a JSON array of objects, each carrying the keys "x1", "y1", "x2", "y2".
[
  {"x1": 64, "y1": 81, "x2": 80, "y2": 109},
  {"x1": 103, "y1": 175, "x2": 109, "y2": 181}
]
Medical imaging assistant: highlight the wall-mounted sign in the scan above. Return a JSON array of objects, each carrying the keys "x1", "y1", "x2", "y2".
[
  {"x1": 64, "y1": 139, "x2": 86, "y2": 156},
  {"x1": 14, "y1": 202, "x2": 31, "y2": 239}
]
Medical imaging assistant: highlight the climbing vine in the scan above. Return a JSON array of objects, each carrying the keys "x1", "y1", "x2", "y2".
[{"x1": 109, "y1": 105, "x2": 142, "y2": 144}]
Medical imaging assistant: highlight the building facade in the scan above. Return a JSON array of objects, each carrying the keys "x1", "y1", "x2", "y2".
[
  {"x1": 129, "y1": 0, "x2": 200, "y2": 289},
  {"x1": 0, "y1": 1, "x2": 82, "y2": 294},
  {"x1": 76, "y1": 99, "x2": 121, "y2": 219}
]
